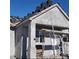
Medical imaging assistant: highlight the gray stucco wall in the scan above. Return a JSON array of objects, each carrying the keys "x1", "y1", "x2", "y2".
[
  {"x1": 15, "y1": 25, "x2": 29, "y2": 59},
  {"x1": 31, "y1": 7, "x2": 69, "y2": 28},
  {"x1": 29, "y1": 6, "x2": 69, "y2": 58}
]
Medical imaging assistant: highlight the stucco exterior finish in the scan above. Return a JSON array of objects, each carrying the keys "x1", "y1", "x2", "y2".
[
  {"x1": 10, "y1": 4, "x2": 69, "y2": 59},
  {"x1": 15, "y1": 25, "x2": 29, "y2": 59},
  {"x1": 31, "y1": 6, "x2": 68, "y2": 28},
  {"x1": 29, "y1": 5, "x2": 69, "y2": 58}
]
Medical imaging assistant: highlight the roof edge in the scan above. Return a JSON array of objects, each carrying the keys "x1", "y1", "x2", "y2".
[
  {"x1": 55, "y1": 3, "x2": 69, "y2": 21},
  {"x1": 14, "y1": 3, "x2": 69, "y2": 28}
]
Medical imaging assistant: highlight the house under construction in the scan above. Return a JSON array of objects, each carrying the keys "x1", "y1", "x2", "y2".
[{"x1": 10, "y1": 1, "x2": 69, "y2": 59}]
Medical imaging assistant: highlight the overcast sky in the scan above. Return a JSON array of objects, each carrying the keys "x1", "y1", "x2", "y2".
[{"x1": 10, "y1": 0, "x2": 69, "y2": 17}]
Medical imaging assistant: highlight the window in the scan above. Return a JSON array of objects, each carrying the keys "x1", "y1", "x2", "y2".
[
  {"x1": 40, "y1": 32, "x2": 44, "y2": 42},
  {"x1": 36, "y1": 30, "x2": 44, "y2": 42},
  {"x1": 36, "y1": 30, "x2": 39, "y2": 37},
  {"x1": 63, "y1": 37, "x2": 68, "y2": 42},
  {"x1": 36, "y1": 45, "x2": 42, "y2": 49},
  {"x1": 44, "y1": 45, "x2": 59, "y2": 50}
]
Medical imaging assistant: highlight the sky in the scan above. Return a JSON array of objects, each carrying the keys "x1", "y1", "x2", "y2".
[{"x1": 10, "y1": 0, "x2": 69, "y2": 17}]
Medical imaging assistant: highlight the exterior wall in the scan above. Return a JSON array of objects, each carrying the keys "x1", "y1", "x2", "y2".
[
  {"x1": 15, "y1": 26, "x2": 23, "y2": 58},
  {"x1": 15, "y1": 25, "x2": 29, "y2": 59},
  {"x1": 30, "y1": 6, "x2": 69, "y2": 58},
  {"x1": 10, "y1": 30, "x2": 16, "y2": 59},
  {"x1": 31, "y1": 7, "x2": 69, "y2": 28}
]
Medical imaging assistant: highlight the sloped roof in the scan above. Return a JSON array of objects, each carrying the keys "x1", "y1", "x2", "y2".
[{"x1": 11, "y1": 3, "x2": 69, "y2": 28}]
